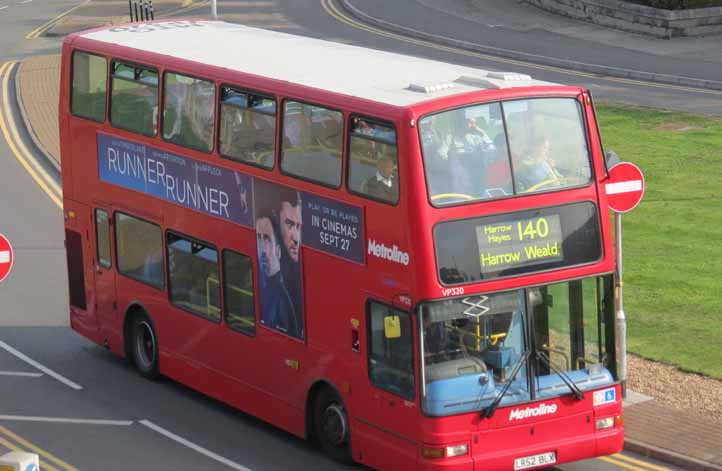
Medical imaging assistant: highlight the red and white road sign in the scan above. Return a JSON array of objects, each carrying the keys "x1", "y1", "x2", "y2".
[
  {"x1": 605, "y1": 162, "x2": 645, "y2": 213},
  {"x1": 0, "y1": 233, "x2": 13, "y2": 283}
]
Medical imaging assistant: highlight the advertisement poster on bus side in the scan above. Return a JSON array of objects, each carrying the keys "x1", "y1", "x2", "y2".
[
  {"x1": 97, "y1": 132, "x2": 366, "y2": 340},
  {"x1": 97, "y1": 133, "x2": 254, "y2": 228},
  {"x1": 253, "y1": 179, "x2": 305, "y2": 340}
]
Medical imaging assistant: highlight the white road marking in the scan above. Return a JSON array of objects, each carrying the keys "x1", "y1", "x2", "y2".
[
  {"x1": 0, "y1": 370, "x2": 43, "y2": 377},
  {"x1": 0, "y1": 341, "x2": 83, "y2": 390},
  {"x1": 606, "y1": 180, "x2": 643, "y2": 195},
  {"x1": 0, "y1": 250, "x2": 9, "y2": 263},
  {"x1": 0, "y1": 6, "x2": 8, "y2": 11},
  {"x1": 140, "y1": 420, "x2": 254, "y2": 471},
  {"x1": 18, "y1": 0, "x2": 33, "y2": 4},
  {"x1": 0, "y1": 415, "x2": 133, "y2": 426}
]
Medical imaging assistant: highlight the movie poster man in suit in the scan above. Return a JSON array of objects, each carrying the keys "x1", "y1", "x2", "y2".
[{"x1": 254, "y1": 180, "x2": 304, "y2": 339}]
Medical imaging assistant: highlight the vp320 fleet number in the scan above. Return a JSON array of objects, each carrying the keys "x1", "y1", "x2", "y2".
[{"x1": 441, "y1": 287, "x2": 465, "y2": 297}]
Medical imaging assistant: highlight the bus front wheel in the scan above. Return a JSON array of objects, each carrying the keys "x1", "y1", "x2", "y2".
[
  {"x1": 131, "y1": 312, "x2": 160, "y2": 380},
  {"x1": 313, "y1": 388, "x2": 353, "y2": 464}
]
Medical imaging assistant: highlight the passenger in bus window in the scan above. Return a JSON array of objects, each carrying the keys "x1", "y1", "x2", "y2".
[
  {"x1": 361, "y1": 153, "x2": 398, "y2": 202},
  {"x1": 419, "y1": 115, "x2": 453, "y2": 196},
  {"x1": 516, "y1": 135, "x2": 563, "y2": 193},
  {"x1": 256, "y1": 211, "x2": 298, "y2": 337},
  {"x1": 445, "y1": 113, "x2": 494, "y2": 196},
  {"x1": 277, "y1": 188, "x2": 304, "y2": 338},
  {"x1": 464, "y1": 117, "x2": 494, "y2": 150}
]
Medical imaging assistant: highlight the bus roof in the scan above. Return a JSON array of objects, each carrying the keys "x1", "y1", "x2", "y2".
[{"x1": 78, "y1": 20, "x2": 555, "y2": 108}]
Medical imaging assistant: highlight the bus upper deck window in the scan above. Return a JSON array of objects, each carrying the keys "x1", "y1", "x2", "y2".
[
  {"x1": 348, "y1": 117, "x2": 399, "y2": 204},
  {"x1": 504, "y1": 98, "x2": 592, "y2": 194},
  {"x1": 162, "y1": 72, "x2": 216, "y2": 153},
  {"x1": 219, "y1": 86, "x2": 276, "y2": 169},
  {"x1": 71, "y1": 51, "x2": 107, "y2": 122},
  {"x1": 110, "y1": 61, "x2": 159, "y2": 137},
  {"x1": 281, "y1": 101, "x2": 343, "y2": 188},
  {"x1": 420, "y1": 98, "x2": 593, "y2": 207}
]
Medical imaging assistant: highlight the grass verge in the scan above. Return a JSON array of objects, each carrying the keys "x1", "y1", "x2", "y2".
[{"x1": 597, "y1": 104, "x2": 722, "y2": 379}]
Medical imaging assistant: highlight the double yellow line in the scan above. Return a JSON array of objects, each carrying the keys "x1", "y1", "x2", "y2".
[
  {"x1": 0, "y1": 61, "x2": 63, "y2": 209},
  {"x1": 600, "y1": 453, "x2": 672, "y2": 471},
  {"x1": 321, "y1": 0, "x2": 722, "y2": 97},
  {"x1": 0, "y1": 425, "x2": 78, "y2": 471}
]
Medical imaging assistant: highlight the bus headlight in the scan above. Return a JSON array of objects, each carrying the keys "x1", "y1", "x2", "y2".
[
  {"x1": 446, "y1": 443, "x2": 469, "y2": 457},
  {"x1": 421, "y1": 443, "x2": 469, "y2": 459},
  {"x1": 596, "y1": 417, "x2": 614, "y2": 430}
]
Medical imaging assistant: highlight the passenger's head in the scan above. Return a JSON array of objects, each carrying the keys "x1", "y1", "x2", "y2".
[
  {"x1": 377, "y1": 154, "x2": 397, "y2": 179},
  {"x1": 256, "y1": 213, "x2": 281, "y2": 277},
  {"x1": 277, "y1": 188, "x2": 302, "y2": 263}
]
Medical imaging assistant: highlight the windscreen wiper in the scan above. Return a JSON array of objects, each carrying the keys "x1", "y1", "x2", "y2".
[
  {"x1": 535, "y1": 350, "x2": 585, "y2": 400},
  {"x1": 481, "y1": 350, "x2": 531, "y2": 419}
]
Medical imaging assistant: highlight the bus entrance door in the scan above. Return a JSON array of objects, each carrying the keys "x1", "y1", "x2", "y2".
[
  {"x1": 92, "y1": 206, "x2": 117, "y2": 332},
  {"x1": 361, "y1": 301, "x2": 418, "y2": 469}
]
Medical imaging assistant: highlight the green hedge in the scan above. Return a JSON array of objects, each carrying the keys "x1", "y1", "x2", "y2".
[{"x1": 626, "y1": 0, "x2": 722, "y2": 9}]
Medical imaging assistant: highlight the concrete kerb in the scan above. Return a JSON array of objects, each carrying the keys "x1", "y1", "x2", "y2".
[
  {"x1": 337, "y1": 0, "x2": 722, "y2": 92},
  {"x1": 625, "y1": 438, "x2": 722, "y2": 471},
  {"x1": 13, "y1": 62, "x2": 59, "y2": 173}
]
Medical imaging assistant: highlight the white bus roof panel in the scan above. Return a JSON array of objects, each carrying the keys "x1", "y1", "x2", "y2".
[{"x1": 80, "y1": 20, "x2": 554, "y2": 107}]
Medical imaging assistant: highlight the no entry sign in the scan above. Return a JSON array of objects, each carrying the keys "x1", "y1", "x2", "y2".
[
  {"x1": 0, "y1": 233, "x2": 13, "y2": 283},
  {"x1": 605, "y1": 162, "x2": 645, "y2": 213}
]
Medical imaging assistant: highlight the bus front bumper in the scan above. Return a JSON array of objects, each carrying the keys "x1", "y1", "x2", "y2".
[{"x1": 417, "y1": 427, "x2": 624, "y2": 470}]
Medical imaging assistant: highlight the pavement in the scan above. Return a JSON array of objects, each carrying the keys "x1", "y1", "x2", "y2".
[{"x1": 10, "y1": 0, "x2": 722, "y2": 469}]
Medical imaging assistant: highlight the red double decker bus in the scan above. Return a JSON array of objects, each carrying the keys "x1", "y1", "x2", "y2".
[{"x1": 60, "y1": 20, "x2": 623, "y2": 470}]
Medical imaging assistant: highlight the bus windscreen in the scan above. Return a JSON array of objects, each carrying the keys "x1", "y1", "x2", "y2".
[
  {"x1": 434, "y1": 202, "x2": 601, "y2": 284},
  {"x1": 419, "y1": 97, "x2": 592, "y2": 206}
]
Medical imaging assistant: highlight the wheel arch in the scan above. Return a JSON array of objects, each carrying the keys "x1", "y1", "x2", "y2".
[{"x1": 304, "y1": 378, "x2": 345, "y2": 441}]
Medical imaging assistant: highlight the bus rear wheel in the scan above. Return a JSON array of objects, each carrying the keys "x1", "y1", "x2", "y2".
[
  {"x1": 131, "y1": 312, "x2": 159, "y2": 380},
  {"x1": 313, "y1": 388, "x2": 353, "y2": 464}
]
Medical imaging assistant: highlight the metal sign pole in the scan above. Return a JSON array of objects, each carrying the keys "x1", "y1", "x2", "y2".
[
  {"x1": 211, "y1": 0, "x2": 218, "y2": 19},
  {"x1": 615, "y1": 212, "x2": 627, "y2": 398}
]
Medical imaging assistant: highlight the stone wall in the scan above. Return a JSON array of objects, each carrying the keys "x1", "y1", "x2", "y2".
[{"x1": 523, "y1": 0, "x2": 722, "y2": 37}]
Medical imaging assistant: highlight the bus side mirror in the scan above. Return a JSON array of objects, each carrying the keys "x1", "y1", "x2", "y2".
[
  {"x1": 384, "y1": 315, "x2": 401, "y2": 339},
  {"x1": 605, "y1": 150, "x2": 621, "y2": 169}
]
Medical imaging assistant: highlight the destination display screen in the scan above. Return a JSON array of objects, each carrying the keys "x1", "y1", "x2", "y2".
[
  {"x1": 435, "y1": 202, "x2": 602, "y2": 285},
  {"x1": 475, "y1": 214, "x2": 564, "y2": 275}
]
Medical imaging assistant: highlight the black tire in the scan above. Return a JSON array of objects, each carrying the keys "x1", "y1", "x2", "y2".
[
  {"x1": 313, "y1": 388, "x2": 353, "y2": 464},
  {"x1": 130, "y1": 312, "x2": 160, "y2": 379}
]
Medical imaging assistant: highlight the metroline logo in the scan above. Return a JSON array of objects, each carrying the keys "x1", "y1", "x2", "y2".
[
  {"x1": 508, "y1": 403, "x2": 558, "y2": 421},
  {"x1": 367, "y1": 239, "x2": 410, "y2": 266}
]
